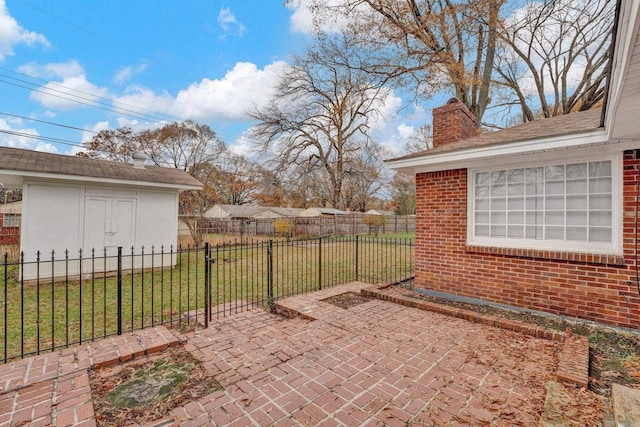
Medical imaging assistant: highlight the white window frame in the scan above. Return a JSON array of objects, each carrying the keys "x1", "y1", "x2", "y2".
[
  {"x1": 2, "y1": 214, "x2": 20, "y2": 227},
  {"x1": 467, "y1": 154, "x2": 622, "y2": 255}
]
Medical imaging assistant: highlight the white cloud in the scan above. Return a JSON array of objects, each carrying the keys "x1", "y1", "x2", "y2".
[
  {"x1": 18, "y1": 61, "x2": 110, "y2": 110},
  {"x1": 217, "y1": 7, "x2": 247, "y2": 38},
  {"x1": 286, "y1": 0, "x2": 370, "y2": 35},
  {"x1": 0, "y1": 118, "x2": 58, "y2": 153},
  {"x1": 172, "y1": 61, "x2": 287, "y2": 122},
  {"x1": 113, "y1": 63, "x2": 148, "y2": 85},
  {"x1": 0, "y1": 0, "x2": 49, "y2": 61},
  {"x1": 397, "y1": 123, "x2": 415, "y2": 140}
]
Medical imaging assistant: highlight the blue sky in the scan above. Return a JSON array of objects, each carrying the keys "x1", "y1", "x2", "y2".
[{"x1": 0, "y1": 0, "x2": 424, "y2": 158}]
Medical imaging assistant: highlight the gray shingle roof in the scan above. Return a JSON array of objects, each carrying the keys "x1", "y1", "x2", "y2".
[
  {"x1": 0, "y1": 146, "x2": 202, "y2": 189},
  {"x1": 390, "y1": 108, "x2": 603, "y2": 162}
]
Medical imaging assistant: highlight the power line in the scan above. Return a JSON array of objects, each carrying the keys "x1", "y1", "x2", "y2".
[{"x1": 0, "y1": 111, "x2": 99, "y2": 135}]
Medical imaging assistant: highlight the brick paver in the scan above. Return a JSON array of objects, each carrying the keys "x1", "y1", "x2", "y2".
[
  {"x1": 0, "y1": 284, "x2": 568, "y2": 426},
  {"x1": 175, "y1": 286, "x2": 559, "y2": 425}
]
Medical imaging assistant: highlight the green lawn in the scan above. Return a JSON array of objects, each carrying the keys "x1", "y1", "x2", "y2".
[{"x1": 0, "y1": 236, "x2": 414, "y2": 362}]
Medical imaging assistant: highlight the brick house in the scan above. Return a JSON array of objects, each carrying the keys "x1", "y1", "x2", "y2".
[
  {"x1": 387, "y1": 2, "x2": 640, "y2": 329},
  {"x1": 0, "y1": 201, "x2": 21, "y2": 245}
]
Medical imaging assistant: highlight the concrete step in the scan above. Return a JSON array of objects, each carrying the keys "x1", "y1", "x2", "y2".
[{"x1": 612, "y1": 383, "x2": 640, "y2": 427}]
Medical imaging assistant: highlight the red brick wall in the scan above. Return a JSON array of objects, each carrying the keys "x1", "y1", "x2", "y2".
[
  {"x1": 414, "y1": 149, "x2": 640, "y2": 329},
  {"x1": 432, "y1": 100, "x2": 478, "y2": 148},
  {"x1": 0, "y1": 213, "x2": 20, "y2": 245}
]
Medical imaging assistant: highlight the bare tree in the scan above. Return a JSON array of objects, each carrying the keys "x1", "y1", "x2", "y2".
[
  {"x1": 495, "y1": 0, "x2": 614, "y2": 122},
  {"x1": 305, "y1": 0, "x2": 504, "y2": 125},
  {"x1": 389, "y1": 172, "x2": 416, "y2": 215},
  {"x1": 249, "y1": 33, "x2": 390, "y2": 210},
  {"x1": 82, "y1": 121, "x2": 225, "y2": 246},
  {"x1": 404, "y1": 124, "x2": 432, "y2": 154}
]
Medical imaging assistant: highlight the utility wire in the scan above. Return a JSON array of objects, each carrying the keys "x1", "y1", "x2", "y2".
[{"x1": 0, "y1": 112, "x2": 99, "y2": 135}]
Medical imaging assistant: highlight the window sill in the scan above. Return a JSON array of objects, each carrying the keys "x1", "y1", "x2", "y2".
[{"x1": 465, "y1": 245, "x2": 625, "y2": 266}]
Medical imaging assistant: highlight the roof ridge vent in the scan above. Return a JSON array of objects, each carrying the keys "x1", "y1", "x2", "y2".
[{"x1": 132, "y1": 151, "x2": 147, "y2": 169}]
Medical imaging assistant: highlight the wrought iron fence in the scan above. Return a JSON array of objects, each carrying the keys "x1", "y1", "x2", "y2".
[{"x1": 1, "y1": 235, "x2": 414, "y2": 363}]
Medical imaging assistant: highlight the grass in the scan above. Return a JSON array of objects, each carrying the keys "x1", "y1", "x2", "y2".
[{"x1": 0, "y1": 235, "x2": 414, "y2": 362}]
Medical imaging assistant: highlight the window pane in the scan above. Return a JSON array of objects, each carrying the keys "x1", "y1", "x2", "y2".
[
  {"x1": 567, "y1": 227, "x2": 587, "y2": 241},
  {"x1": 475, "y1": 212, "x2": 490, "y2": 224},
  {"x1": 567, "y1": 211, "x2": 587, "y2": 226},
  {"x1": 476, "y1": 172, "x2": 491, "y2": 185},
  {"x1": 491, "y1": 212, "x2": 506, "y2": 225},
  {"x1": 589, "y1": 211, "x2": 611, "y2": 226},
  {"x1": 476, "y1": 198, "x2": 490, "y2": 210},
  {"x1": 546, "y1": 226, "x2": 564, "y2": 239},
  {"x1": 546, "y1": 195, "x2": 564, "y2": 209},
  {"x1": 476, "y1": 186, "x2": 490, "y2": 198},
  {"x1": 508, "y1": 211, "x2": 524, "y2": 224},
  {"x1": 508, "y1": 198, "x2": 524, "y2": 210},
  {"x1": 491, "y1": 198, "x2": 506, "y2": 210},
  {"x1": 491, "y1": 225, "x2": 506, "y2": 237},
  {"x1": 546, "y1": 181, "x2": 564, "y2": 195},
  {"x1": 589, "y1": 178, "x2": 611, "y2": 193},
  {"x1": 475, "y1": 225, "x2": 490, "y2": 236},
  {"x1": 507, "y1": 169, "x2": 524, "y2": 182},
  {"x1": 491, "y1": 184, "x2": 506, "y2": 197},
  {"x1": 508, "y1": 183, "x2": 524, "y2": 196},
  {"x1": 526, "y1": 197, "x2": 543, "y2": 209},
  {"x1": 566, "y1": 179, "x2": 587, "y2": 194},
  {"x1": 526, "y1": 226, "x2": 544, "y2": 239},
  {"x1": 546, "y1": 211, "x2": 564, "y2": 225},
  {"x1": 526, "y1": 212, "x2": 543, "y2": 225},
  {"x1": 589, "y1": 161, "x2": 611, "y2": 177},
  {"x1": 492, "y1": 171, "x2": 506, "y2": 184},
  {"x1": 507, "y1": 226, "x2": 524, "y2": 238},
  {"x1": 566, "y1": 163, "x2": 587, "y2": 178},
  {"x1": 589, "y1": 227, "x2": 612, "y2": 242},
  {"x1": 589, "y1": 194, "x2": 611, "y2": 209},
  {"x1": 545, "y1": 165, "x2": 564, "y2": 180},
  {"x1": 567, "y1": 195, "x2": 587, "y2": 209}
]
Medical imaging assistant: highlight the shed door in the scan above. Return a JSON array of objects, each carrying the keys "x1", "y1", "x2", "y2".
[{"x1": 84, "y1": 196, "x2": 136, "y2": 253}]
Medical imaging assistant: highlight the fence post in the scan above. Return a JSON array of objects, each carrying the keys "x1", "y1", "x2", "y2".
[
  {"x1": 318, "y1": 237, "x2": 322, "y2": 290},
  {"x1": 267, "y1": 240, "x2": 273, "y2": 307},
  {"x1": 204, "y1": 242, "x2": 209, "y2": 328},
  {"x1": 117, "y1": 246, "x2": 122, "y2": 336},
  {"x1": 355, "y1": 235, "x2": 359, "y2": 282}
]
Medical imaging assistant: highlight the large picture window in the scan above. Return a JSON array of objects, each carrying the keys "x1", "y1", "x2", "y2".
[{"x1": 469, "y1": 157, "x2": 620, "y2": 253}]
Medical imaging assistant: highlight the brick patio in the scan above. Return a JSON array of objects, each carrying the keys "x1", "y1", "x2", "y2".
[{"x1": 0, "y1": 282, "x2": 587, "y2": 426}]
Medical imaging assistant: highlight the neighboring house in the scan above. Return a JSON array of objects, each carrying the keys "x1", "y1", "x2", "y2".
[
  {"x1": 366, "y1": 210, "x2": 395, "y2": 216},
  {"x1": 0, "y1": 147, "x2": 201, "y2": 279},
  {"x1": 253, "y1": 207, "x2": 305, "y2": 219},
  {"x1": 0, "y1": 200, "x2": 21, "y2": 245},
  {"x1": 299, "y1": 207, "x2": 348, "y2": 217},
  {"x1": 387, "y1": 1, "x2": 640, "y2": 329},
  {"x1": 204, "y1": 204, "x2": 265, "y2": 219}
]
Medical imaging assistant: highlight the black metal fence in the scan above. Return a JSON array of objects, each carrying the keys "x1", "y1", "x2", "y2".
[{"x1": 1, "y1": 235, "x2": 414, "y2": 363}]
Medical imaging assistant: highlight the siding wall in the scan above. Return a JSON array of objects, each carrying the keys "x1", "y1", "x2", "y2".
[{"x1": 414, "y1": 149, "x2": 640, "y2": 328}]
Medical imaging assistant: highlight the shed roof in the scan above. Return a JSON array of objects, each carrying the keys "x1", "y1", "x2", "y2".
[{"x1": 0, "y1": 146, "x2": 202, "y2": 190}]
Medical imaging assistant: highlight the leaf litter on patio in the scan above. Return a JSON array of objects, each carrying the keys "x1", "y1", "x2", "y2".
[
  {"x1": 378, "y1": 285, "x2": 639, "y2": 425},
  {"x1": 89, "y1": 346, "x2": 222, "y2": 426}
]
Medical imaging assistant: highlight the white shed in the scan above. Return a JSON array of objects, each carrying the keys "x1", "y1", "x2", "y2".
[{"x1": 0, "y1": 146, "x2": 201, "y2": 279}]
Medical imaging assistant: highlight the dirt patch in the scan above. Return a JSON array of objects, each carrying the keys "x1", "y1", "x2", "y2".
[
  {"x1": 90, "y1": 346, "x2": 222, "y2": 427},
  {"x1": 377, "y1": 285, "x2": 640, "y2": 396},
  {"x1": 323, "y1": 292, "x2": 372, "y2": 309}
]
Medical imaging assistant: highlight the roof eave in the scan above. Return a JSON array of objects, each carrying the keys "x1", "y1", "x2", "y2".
[
  {"x1": 387, "y1": 128, "x2": 613, "y2": 174},
  {"x1": 0, "y1": 170, "x2": 202, "y2": 191}
]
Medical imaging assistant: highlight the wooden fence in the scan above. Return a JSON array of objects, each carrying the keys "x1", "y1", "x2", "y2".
[{"x1": 199, "y1": 214, "x2": 415, "y2": 237}]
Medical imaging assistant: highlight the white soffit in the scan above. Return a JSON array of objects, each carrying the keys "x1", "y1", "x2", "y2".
[{"x1": 608, "y1": 0, "x2": 640, "y2": 140}]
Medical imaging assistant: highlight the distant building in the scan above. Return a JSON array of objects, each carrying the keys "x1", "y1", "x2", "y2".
[{"x1": 299, "y1": 207, "x2": 348, "y2": 218}]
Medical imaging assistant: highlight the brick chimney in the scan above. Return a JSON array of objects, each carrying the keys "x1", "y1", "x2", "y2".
[{"x1": 432, "y1": 98, "x2": 478, "y2": 148}]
